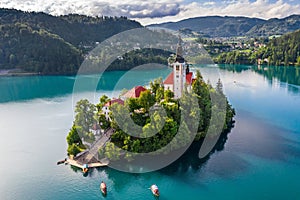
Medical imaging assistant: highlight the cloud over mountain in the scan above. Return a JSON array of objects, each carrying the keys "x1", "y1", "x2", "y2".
[
  {"x1": 0, "y1": 0, "x2": 299, "y2": 25},
  {"x1": 0, "y1": 0, "x2": 181, "y2": 18}
]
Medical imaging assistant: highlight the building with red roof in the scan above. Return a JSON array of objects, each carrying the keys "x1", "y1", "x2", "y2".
[
  {"x1": 102, "y1": 98, "x2": 124, "y2": 120},
  {"x1": 121, "y1": 86, "x2": 147, "y2": 99},
  {"x1": 104, "y1": 98, "x2": 124, "y2": 107}
]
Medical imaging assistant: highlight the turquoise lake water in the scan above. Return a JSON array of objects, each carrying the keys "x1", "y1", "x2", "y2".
[{"x1": 0, "y1": 65, "x2": 300, "y2": 199}]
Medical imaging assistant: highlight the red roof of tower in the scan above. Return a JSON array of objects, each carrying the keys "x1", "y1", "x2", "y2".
[
  {"x1": 163, "y1": 72, "x2": 193, "y2": 85},
  {"x1": 163, "y1": 72, "x2": 174, "y2": 84},
  {"x1": 186, "y1": 72, "x2": 193, "y2": 84}
]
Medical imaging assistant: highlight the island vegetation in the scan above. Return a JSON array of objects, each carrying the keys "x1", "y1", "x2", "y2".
[{"x1": 66, "y1": 70, "x2": 235, "y2": 161}]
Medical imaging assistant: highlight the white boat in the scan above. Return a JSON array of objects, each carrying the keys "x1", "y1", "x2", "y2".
[
  {"x1": 100, "y1": 181, "x2": 107, "y2": 195},
  {"x1": 82, "y1": 164, "x2": 89, "y2": 173},
  {"x1": 150, "y1": 184, "x2": 159, "y2": 197}
]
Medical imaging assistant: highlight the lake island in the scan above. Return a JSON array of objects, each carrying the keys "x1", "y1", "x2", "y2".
[{"x1": 65, "y1": 37, "x2": 235, "y2": 171}]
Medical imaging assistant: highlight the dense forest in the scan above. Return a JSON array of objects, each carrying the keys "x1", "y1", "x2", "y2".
[
  {"x1": 0, "y1": 8, "x2": 142, "y2": 74},
  {"x1": 66, "y1": 71, "x2": 235, "y2": 160},
  {"x1": 246, "y1": 15, "x2": 300, "y2": 37},
  {"x1": 108, "y1": 48, "x2": 170, "y2": 71},
  {"x1": 0, "y1": 23, "x2": 83, "y2": 73},
  {"x1": 214, "y1": 29, "x2": 300, "y2": 66}
]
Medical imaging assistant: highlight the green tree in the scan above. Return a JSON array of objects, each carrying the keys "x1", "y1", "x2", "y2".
[
  {"x1": 126, "y1": 98, "x2": 140, "y2": 112},
  {"x1": 99, "y1": 114, "x2": 110, "y2": 130},
  {"x1": 296, "y1": 56, "x2": 300, "y2": 66},
  {"x1": 130, "y1": 139, "x2": 141, "y2": 152},
  {"x1": 156, "y1": 86, "x2": 164, "y2": 102},
  {"x1": 104, "y1": 142, "x2": 121, "y2": 161},
  {"x1": 150, "y1": 78, "x2": 163, "y2": 96},
  {"x1": 164, "y1": 89, "x2": 174, "y2": 102},
  {"x1": 96, "y1": 95, "x2": 110, "y2": 111},
  {"x1": 138, "y1": 90, "x2": 155, "y2": 111},
  {"x1": 67, "y1": 143, "x2": 81, "y2": 156},
  {"x1": 74, "y1": 99, "x2": 97, "y2": 142},
  {"x1": 66, "y1": 125, "x2": 82, "y2": 145},
  {"x1": 192, "y1": 70, "x2": 210, "y2": 135}
]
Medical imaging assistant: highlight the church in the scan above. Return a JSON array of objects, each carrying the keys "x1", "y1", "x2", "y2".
[{"x1": 164, "y1": 37, "x2": 194, "y2": 99}]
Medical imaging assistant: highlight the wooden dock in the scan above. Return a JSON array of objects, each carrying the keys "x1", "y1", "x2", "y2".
[
  {"x1": 61, "y1": 128, "x2": 114, "y2": 170},
  {"x1": 65, "y1": 158, "x2": 108, "y2": 169}
]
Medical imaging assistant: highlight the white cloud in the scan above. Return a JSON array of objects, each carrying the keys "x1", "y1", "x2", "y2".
[
  {"x1": 0, "y1": 0, "x2": 183, "y2": 18},
  {"x1": 203, "y1": 1, "x2": 216, "y2": 6},
  {"x1": 0, "y1": 0, "x2": 299, "y2": 25},
  {"x1": 138, "y1": 0, "x2": 300, "y2": 25}
]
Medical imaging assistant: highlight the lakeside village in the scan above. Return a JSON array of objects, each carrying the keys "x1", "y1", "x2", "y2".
[{"x1": 58, "y1": 37, "x2": 235, "y2": 196}]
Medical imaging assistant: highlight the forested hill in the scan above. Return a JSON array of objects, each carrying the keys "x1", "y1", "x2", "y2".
[
  {"x1": 214, "y1": 29, "x2": 300, "y2": 66},
  {"x1": 246, "y1": 15, "x2": 300, "y2": 37},
  {"x1": 0, "y1": 8, "x2": 142, "y2": 74},
  {"x1": 148, "y1": 15, "x2": 300, "y2": 38},
  {"x1": 257, "y1": 29, "x2": 300, "y2": 66}
]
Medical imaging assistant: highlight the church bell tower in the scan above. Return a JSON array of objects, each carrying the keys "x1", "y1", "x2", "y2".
[{"x1": 173, "y1": 36, "x2": 187, "y2": 99}]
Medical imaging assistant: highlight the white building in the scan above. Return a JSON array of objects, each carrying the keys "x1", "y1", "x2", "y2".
[{"x1": 102, "y1": 98, "x2": 124, "y2": 120}]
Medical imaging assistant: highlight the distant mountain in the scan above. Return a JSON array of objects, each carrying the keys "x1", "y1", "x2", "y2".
[
  {"x1": 246, "y1": 15, "x2": 300, "y2": 37},
  {"x1": 148, "y1": 15, "x2": 300, "y2": 38},
  {"x1": 148, "y1": 16, "x2": 265, "y2": 37},
  {"x1": 0, "y1": 8, "x2": 142, "y2": 74}
]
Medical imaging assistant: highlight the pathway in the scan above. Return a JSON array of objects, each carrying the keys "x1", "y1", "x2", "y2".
[{"x1": 67, "y1": 128, "x2": 114, "y2": 168}]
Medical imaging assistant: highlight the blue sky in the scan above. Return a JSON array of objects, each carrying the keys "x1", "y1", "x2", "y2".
[{"x1": 0, "y1": 0, "x2": 299, "y2": 25}]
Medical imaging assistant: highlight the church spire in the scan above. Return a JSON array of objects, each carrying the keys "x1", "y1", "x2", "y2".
[
  {"x1": 176, "y1": 35, "x2": 183, "y2": 57},
  {"x1": 175, "y1": 35, "x2": 185, "y2": 63}
]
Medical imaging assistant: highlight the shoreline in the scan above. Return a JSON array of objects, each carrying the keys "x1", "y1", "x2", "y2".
[
  {"x1": 0, "y1": 70, "x2": 10, "y2": 76},
  {"x1": 0, "y1": 69, "x2": 39, "y2": 77},
  {"x1": 1, "y1": 64, "x2": 298, "y2": 77}
]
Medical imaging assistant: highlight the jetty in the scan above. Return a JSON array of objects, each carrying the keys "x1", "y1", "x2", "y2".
[
  {"x1": 65, "y1": 158, "x2": 108, "y2": 169},
  {"x1": 62, "y1": 128, "x2": 114, "y2": 170}
]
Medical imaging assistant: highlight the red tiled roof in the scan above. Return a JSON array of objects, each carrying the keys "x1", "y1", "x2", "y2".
[
  {"x1": 123, "y1": 86, "x2": 147, "y2": 98},
  {"x1": 186, "y1": 72, "x2": 193, "y2": 84},
  {"x1": 104, "y1": 98, "x2": 124, "y2": 107},
  {"x1": 163, "y1": 72, "x2": 193, "y2": 85},
  {"x1": 163, "y1": 72, "x2": 174, "y2": 84}
]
